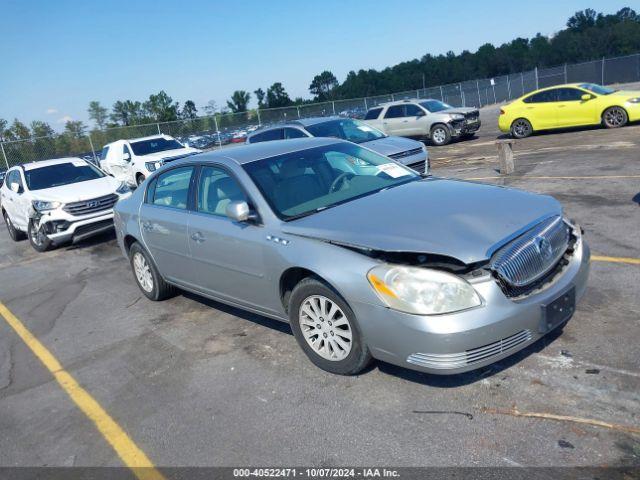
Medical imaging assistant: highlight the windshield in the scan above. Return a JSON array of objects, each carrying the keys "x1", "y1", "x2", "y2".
[
  {"x1": 243, "y1": 142, "x2": 419, "y2": 220},
  {"x1": 25, "y1": 161, "x2": 105, "y2": 190},
  {"x1": 579, "y1": 83, "x2": 616, "y2": 95},
  {"x1": 304, "y1": 119, "x2": 386, "y2": 144},
  {"x1": 130, "y1": 137, "x2": 185, "y2": 156},
  {"x1": 419, "y1": 100, "x2": 453, "y2": 112}
]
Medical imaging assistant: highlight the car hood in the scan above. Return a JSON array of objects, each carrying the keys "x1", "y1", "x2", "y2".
[
  {"x1": 282, "y1": 178, "x2": 562, "y2": 265},
  {"x1": 610, "y1": 89, "x2": 640, "y2": 100},
  {"x1": 361, "y1": 136, "x2": 424, "y2": 158},
  {"x1": 441, "y1": 107, "x2": 478, "y2": 116},
  {"x1": 31, "y1": 176, "x2": 121, "y2": 203},
  {"x1": 140, "y1": 147, "x2": 201, "y2": 163}
]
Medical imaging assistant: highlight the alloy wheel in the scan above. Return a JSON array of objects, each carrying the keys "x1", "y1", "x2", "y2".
[
  {"x1": 512, "y1": 119, "x2": 531, "y2": 138},
  {"x1": 29, "y1": 222, "x2": 46, "y2": 247},
  {"x1": 604, "y1": 107, "x2": 626, "y2": 127},
  {"x1": 4, "y1": 213, "x2": 15, "y2": 236},
  {"x1": 299, "y1": 295, "x2": 352, "y2": 361},
  {"x1": 432, "y1": 128, "x2": 447, "y2": 145},
  {"x1": 133, "y1": 252, "x2": 154, "y2": 292}
]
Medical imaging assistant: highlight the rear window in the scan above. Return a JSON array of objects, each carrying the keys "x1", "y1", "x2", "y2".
[
  {"x1": 100, "y1": 146, "x2": 110, "y2": 160},
  {"x1": 364, "y1": 107, "x2": 383, "y2": 120},
  {"x1": 25, "y1": 161, "x2": 105, "y2": 191},
  {"x1": 130, "y1": 137, "x2": 184, "y2": 156},
  {"x1": 249, "y1": 129, "x2": 283, "y2": 143}
]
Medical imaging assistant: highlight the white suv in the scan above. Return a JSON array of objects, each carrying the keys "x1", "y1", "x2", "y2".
[
  {"x1": 1, "y1": 158, "x2": 131, "y2": 252},
  {"x1": 99, "y1": 134, "x2": 201, "y2": 187},
  {"x1": 363, "y1": 99, "x2": 481, "y2": 146}
]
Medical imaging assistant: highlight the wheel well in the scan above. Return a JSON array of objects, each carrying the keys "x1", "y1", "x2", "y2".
[
  {"x1": 430, "y1": 122, "x2": 449, "y2": 132},
  {"x1": 123, "y1": 234, "x2": 139, "y2": 254},
  {"x1": 279, "y1": 267, "x2": 319, "y2": 313}
]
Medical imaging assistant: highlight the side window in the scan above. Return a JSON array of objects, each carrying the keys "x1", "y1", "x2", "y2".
[
  {"x1": 404, "y1": 104, "x2": 422, "y2": 117},
  {"x1": 250, "y1": 129, "x2": 283, "y2": 143},
  {"x1": 197, "y1": 166, "x2": 247, "y2": 216},
  {"x1": 556, "y1": 88, "x2": 583, "y2": 101},
  {"x1": 100, "y1": 146, "x2": 110, "y2": 160},
  {"x1": 524, "y1": 90, "x2": 558, "y2": 103},
  {"x1": 151, "y1": 166, "x2": 194, "y2": 210},
  {"x1": 123, "y1": 144, "x2": 132, "y2": 158},
  {"x1": 384, "y1": 105, "x2": 404, "y2": 119},
  {"x1": 284, "y1": 128, "x2": 307, "y2": 139},
  {"x1": 9, "y1": 170, "x2": 24, "y2": 189},
  {"x1": 364, "y1": 107, "x2": 383, "y2": 120}
]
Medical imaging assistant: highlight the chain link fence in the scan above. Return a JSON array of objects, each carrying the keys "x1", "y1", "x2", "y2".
[{"x1": 2, "y1": 53, "x2": 639, "y2": 169}]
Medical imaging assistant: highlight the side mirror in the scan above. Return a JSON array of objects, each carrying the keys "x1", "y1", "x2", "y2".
[
  {"x1": 226, "y1": 200, "x2": 258, "y2": 223},
  {"x1": 416, "y1": 110, "x2": 425, "y2": 117},
  {"x1": 123, "y1": 152, "x2": 131, "y2": 162},
  {"x1": 581, "y1": 94, "x2": 593, "y2": 101},
  {"x1": 10, "y1": 182, "x2": 20, "y2": 193}
]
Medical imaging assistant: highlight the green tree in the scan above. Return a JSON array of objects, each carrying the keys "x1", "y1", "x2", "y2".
[
  {"x1": 309, "y1": 71, "x2": 339, "y2": 101},
  {"x1": 64, "y1": 120, "x2": 87, "y2": 138},
  {"x1": 145, "y1": 90, "x2": 179, "y2": 122},
  {"x1": 254, "y1": 88, "x2": 266, "y2": 108},
  {"x1": 203, "y1": 100, "x2": 218, "y2": 116},
  {"x1": 226, "y1": 90, "x2": 251, "y2": 113},
  {"x1": 0, "y1": 118, "x2": 8, "y2": 141},
  {"x1": 30, "y1": 121, "x2": 55, "y2": 137},
  {"x1": 266, "y1": 82, "x2": 292, "y2": 108},
  {"x1": 181, "y1": 100, "x2": 198, "y2": 119},
  {"x1": 7, "y1": 119, "x2": 31, "y2": 140},
  {"x1": 88, "y1": 101, "x2": 108, "y2": 129}
]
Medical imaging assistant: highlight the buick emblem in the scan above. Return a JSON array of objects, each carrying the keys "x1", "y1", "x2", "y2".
[
  {"x1": 86, "y1": 201, "x2": 99, "y2": 208},
  {"x1": 535, "y1": 236, "x2": 553, "y2": 260}
]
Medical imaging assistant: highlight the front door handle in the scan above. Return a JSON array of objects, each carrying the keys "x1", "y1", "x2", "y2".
[{"x1": 190, "y1": 231, "x2": 205, "y2": 243}]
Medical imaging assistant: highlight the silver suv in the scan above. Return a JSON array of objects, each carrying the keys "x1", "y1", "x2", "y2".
[{"x1": 363, "y1": 99, "x2": 481, "y2": 146}]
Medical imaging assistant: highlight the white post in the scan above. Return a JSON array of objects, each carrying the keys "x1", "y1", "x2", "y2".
[
  {"x1": 87, "y1": 134, "x2": 98, "y2": 164},
  {"x1": 296, "y1": 106, "x2": 300, "y2": 118},
  {"x1": 391, "y1": 93, "x2": 396, "y2": 101},
  {"x1": 416, "y1": 89, "x2": 420, "y2": 99},
  {"x1": 506, "y1": 75, "x2": 511, "y2": 99},
  {"x1": 535, "y1": 67, "x2": 539, "y2": 90},
  {"x1": 459, "y1": 83, "x2": 464, "y2": 107},
  {"x1": 439, "y1": 85, "x2": 444, "y2": 101},
  {"x1": 0, "y1": 142, "x2": 9, "y2": 169},
  {"x1": 256, "y1": 109, "x2": 261, "y2": 126},
  {"x1": 521, "y1": 72, "x2": 525, "y2": 95},
  {"x1": 363, "y1": 97, "x2": 368, "y2": 110},
  {"x1": 564, "y1": 64, "x2": 568, "y2": 83},
  {"x1": 492, "y1": 83, "x2": 497, "y2": 104},
  {"x1": 476, "y1": 80, "x2": 481, "y2": 107},
  {"x1": 156, "y1": 123, "x2": 161, "y2": 134},
  {"x1": 214, "y1": 116, "x2": 221, "y2": 149},
  {"x1": 332, "y1": 101, "x2": 336, "y2": 115},
  {"x1": 601, "y1": 57, "x2": 605, "y2": 85}
]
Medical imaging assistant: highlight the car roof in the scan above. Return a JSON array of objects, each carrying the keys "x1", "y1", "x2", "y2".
[
  {"x1": 105, "y1": 134, "x2": 173, "y2": 146},
  {"x1": 372, "y1": 98, "x2": 437, "y2": 108},
  {"x1": 249, "y1": 116, "x2": 344, "y2": 134},
  {"x1": 191, "y1": 137, "x2": 346, "y2": 165},
  {"x1": 19, "y1": 157, "x2": 87, "y2": 171}
]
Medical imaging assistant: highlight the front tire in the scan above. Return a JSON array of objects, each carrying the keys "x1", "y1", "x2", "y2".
[
  {"x1": 129, "y1": 242, "x2": 176, "y2": 301},
  {"x1": 28, "y1": 219, "x2": 53, "y2": 252},
  {"x1": 3, "y1": 210, "x2": 26, "y2": 241},
  {"x1": 602, "y1": 106, "x2": 628, "y2": 128},
  {"x1": 136, "y1": 173, "x2": 146, "y2": 186},
  {"x1": 288, "y1": 277, "x2": 372, "y2": 375},
  {"x1": 510, "y1": 118, "x2": 533, "y2": 138},
  {"x1": 430, "y1": 124, "x2": 451, "y2": 146}
]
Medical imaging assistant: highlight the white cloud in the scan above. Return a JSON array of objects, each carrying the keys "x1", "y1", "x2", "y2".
[
  {"x1": 46, "y1": 108, "x2": 58, "y2": 114},
  {"x1": 57, "y1": 115, "x2": 73, "y2": 124}
]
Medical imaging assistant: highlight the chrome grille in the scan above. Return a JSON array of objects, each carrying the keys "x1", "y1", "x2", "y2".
[
  {"x1": 407, "y1": 329, "x2": 532, "y2": 369},
  {"x1": 407, "y1": 160, "x2": 426, "y2": 174},
  {"x1": 490, "y1": 216, "x2": 570, "y2": 288},
  {"x1": 389, "y1": 148, "x2": 423, "y2": 160},
  {"x1": 63, "y1": 193, "x2": 119, "y2": 216}
]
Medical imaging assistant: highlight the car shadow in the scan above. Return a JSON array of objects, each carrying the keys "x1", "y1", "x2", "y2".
[
  {"x1": 64, "y1": 229, "x2": 118, "y2": 251},
  {"x1": 375, "y1": 325, "x2": 565, "y2": 387}
]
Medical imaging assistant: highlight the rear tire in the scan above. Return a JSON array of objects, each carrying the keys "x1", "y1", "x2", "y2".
[
  {"x1": 288, "y1": 277, "x2": 372, "y2": 375},
  {"x1": 430, "y1": 124, "x2": 451, "y2": 146},
  {"x1": 129, "y1": 242, "x2": 176, "y2": 301},
  {"x1": 3, "y1": 210, "x2": 26, "y2": 241},
  {"x1": 28, "y1": 219, "x2": 53, "y2": 252},
  {"x1": 136, "y1": 173, "x2": 146, "y2": 186},
  {"x1": 602, "y1": 106, "x2": 628, "y2": 128},
  {"x1": 510, "y1": 118, "x2": 533, "y2": 139}
]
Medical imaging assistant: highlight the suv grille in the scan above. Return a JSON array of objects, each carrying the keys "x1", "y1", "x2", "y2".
[
  {"x1": 407, "y1": 329, "x2": 533, "y2": 369},
  {"x1": 465, "y1": 110, "x2": 479, "y2": 121},
  {"x1": 490, "y1": 216, "x2": 571, "y2": 292},
  {"x1": 63, "y1": 193, "x2": 119, "y2": 216},
  {"x1": 388, "y1": 148, "x2": 423, "y2": 160}
]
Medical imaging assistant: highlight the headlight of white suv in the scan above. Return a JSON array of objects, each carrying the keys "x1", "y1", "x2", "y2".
[
  {"x1": 32, "y1": 200, "x2": 62, "y2": 211},
  {"x1": 367, "y1": 265, "x2": 482, "y2": 315},
  {"x1": 145, "y1": 161, "x2": 162, "y2": 172},
  {"x1": 116, "y1": 182, "x2": 130, "y2": 194}
]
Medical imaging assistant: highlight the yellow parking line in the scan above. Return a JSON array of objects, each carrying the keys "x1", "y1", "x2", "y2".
[
  {"x1": 465, "y1": 174, "x2": 640, "y2": 181},
  {"x1": 592, "y1": 255, "x2": 640, "y2": 265},
  {"x1": 0, "y1": 302, "x2": 165, "y2": 480}
]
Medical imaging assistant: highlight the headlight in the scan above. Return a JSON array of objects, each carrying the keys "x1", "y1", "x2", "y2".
[
  {"x1": 367, "y1": 265, "x2": 482, "y2": 315},
  {"x1": 32, "y1": 200, "x2": 62, "y2": 211},
  {"x1": 116, "y1": 182, "x2": 130, "y2": 194},
  {"x1": 628, "y1": 97, "x2": 640, "y2": 104},
  {"x1": 450, "y1": 114, "x2": 465, "y2": 120},
  {"x1": 145, "y1": 161, "x2": 162, "y2": 172}
]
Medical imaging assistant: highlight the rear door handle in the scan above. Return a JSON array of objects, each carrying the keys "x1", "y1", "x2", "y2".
[{"x1": 190, "y1": 231, "x2": 205, "y2": 243}]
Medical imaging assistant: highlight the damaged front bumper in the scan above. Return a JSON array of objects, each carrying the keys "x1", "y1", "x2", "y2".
[{"x1": 30, "y1": 208, "x2": 116, "y2": 245}]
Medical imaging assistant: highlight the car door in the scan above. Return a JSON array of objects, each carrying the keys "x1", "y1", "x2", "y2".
[
  {"x1": 1, "y1": 170, "x2": 20, "y2": 226},
  {"x1": 522, "y1": 89, "x2": 558, "y2": 129},
  {"x1": 555, "y1": 87, "x2": 598, "y2": 127},
  {"x1": 139, "y1": 165, "x2": 196, "y2": 284},
  {"x1": 381, "y1": 105, "x2": 406, "y2": 135},
  {"x1": 403, "y1": 104, "x2": 428, "y2": 136},
  {"x1": 107, "y1": 143, "x2": 133, "y2": 183},
  {"x1": 186, "y1": 164, "x2": 276, "y2": 314}
]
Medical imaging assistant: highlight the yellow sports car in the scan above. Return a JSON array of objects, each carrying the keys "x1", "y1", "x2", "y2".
[{"x1": 499, "y1": 83, "x2": 640, "y2": 138}]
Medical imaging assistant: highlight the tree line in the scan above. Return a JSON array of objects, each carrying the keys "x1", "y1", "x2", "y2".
[{"x1": 1, "y1": 6, "x2": 639, "y2": 147}]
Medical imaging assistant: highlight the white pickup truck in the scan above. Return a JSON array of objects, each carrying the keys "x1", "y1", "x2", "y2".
[{"x1": 99, "y1": 134, "x2": 201, "y2": 186}]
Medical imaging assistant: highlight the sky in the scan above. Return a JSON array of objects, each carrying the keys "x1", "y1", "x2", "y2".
[{"x1": 0, "y1": 0, "x2": 635, "y2": 130}]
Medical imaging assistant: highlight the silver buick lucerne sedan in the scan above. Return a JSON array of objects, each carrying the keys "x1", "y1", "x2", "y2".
[{"x1": 114, "y1": 138, "x2": 590, "y2": 376}]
